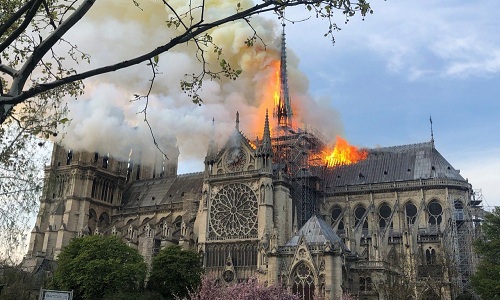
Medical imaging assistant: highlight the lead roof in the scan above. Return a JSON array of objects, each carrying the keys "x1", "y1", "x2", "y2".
[
  {"x1": 121, "y1": 172, "x2": 204, "y2": 208},
  {"x1": 323, "y1": 141, "x2": 464, "y2": 187},
  {"x1": 285, "y1": 215, "x2": 346, "y2": 250}
]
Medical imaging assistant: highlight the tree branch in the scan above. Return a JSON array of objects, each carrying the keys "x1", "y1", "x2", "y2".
[
  {"x1": 0, "y1": 0, "x2": 44, "y2": 53},
  {"x1": 0, "y1": 0, "x2": 38, "y2": 38},
  {"x1": 0, "y1": 64, "x2": 17, "y2": 77},
  {"x1": 11, "y1": 0, "x2": 96, "y2": 95},
  {"x1": 2, "y1": 0, "x2": 281, "y2": 107}
]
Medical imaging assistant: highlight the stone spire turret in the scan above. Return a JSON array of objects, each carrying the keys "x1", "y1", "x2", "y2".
[
  {"x1": 205, "y1": 118, "x2": 218, "y2": 174},
  {"x1": 257, "y1": 110, "x2": 272, "y2": 156},
  {"x1": 236, "y1": 111, "x2": 240, "y2": 131},
  {"x1": 257, "y1": 110, "x2": 273, "y2": 172}
]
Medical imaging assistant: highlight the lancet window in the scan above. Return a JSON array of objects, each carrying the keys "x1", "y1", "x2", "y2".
[
  {"x1": 91, "y1": 176, "x2": 115, "y2": 203},
  {"x1": 204, "y1": 243, "x2": 258, "y2": 268},
  {"x1": 454, "y1": 200, "x2": 464, "y2": 221},
  {"x1": 359, "y1": 276, "x2": 372, "y2": 291},
  {"x1": 425, "y1": 247, "x2": 437, "y2": 265}
]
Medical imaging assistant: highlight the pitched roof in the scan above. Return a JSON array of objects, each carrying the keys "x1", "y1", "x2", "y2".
[
  {"x1": 121, "y1": 172, "x2": 204, "y2": 208},
  {"x1": 323, "y1": 141, "x2": 464, "y2": 187},
  {"x1": 285, "y1": 215, "x2": 346, "y2": 250}
]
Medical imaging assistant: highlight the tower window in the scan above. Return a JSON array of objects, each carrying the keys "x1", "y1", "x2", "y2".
[
  {"x1": 66, "y1": 150, "x2": 73, "y2": 165},
  {"x1": 102, "y1": 155, "x2": 109, "y2": 169}
]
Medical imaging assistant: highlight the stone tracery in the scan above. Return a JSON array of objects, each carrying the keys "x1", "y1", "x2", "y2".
[{"x1": 209, "y1": 183, "x2": 258, "y2": 239}]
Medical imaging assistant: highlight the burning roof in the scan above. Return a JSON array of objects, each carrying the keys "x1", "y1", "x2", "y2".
[{"x1": 323, "y1": 141, "x2": 465, "y2": 187}]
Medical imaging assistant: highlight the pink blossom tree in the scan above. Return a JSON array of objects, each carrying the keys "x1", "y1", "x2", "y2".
[{"x1": 182, "y1": 276, "x2": 299, "y2": 300}]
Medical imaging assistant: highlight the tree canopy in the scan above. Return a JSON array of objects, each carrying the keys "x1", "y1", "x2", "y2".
[
  {"x1": 471, "y1": 207, "x2": 500, "y2": 300},
  {"x1": 148, "y1": 245, "x2": 203, "y2": 299},
  {"x1": 50, "y1": 235, "x2": 147, "y2": 300}
]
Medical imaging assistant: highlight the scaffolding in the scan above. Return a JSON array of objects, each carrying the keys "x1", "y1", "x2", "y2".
[
  {"x1": 444, "y1": 188, "x2": 482, "y2": 298},
  {"x1": 270, "y1": 127, "x2": 326, "y2": 226}
]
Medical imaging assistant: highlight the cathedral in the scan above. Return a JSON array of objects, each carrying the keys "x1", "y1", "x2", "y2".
[{"x1": 23, "y1": 31, "x2": 481, "y2": 300}]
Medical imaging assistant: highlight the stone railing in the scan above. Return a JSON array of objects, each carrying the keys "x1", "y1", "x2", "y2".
[
  {"x1": 326, "y1": 178, "x2": 471, "y2": 194},
  {"x1": 118, "y1": 202, "x2": 183, "y2": 216},
  {"x1": 209, "y1": 169, "x2": 263, "y2": 179},
  {"x1": 355, "y1": 260, "x2": 388, "y2": 270}
]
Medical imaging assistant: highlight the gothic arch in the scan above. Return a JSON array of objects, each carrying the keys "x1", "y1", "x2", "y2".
[
  {"x1": 98, "y1": 212, "x2": 110, "y2": 231},
  {"x1": 427, "y1": 199, "x2": 443, "y2": 231},
  {"x1": 291, "y1": 261, "x2": 316, "y2": 300},
  {"x1": 330, "y1": 204, "x2": 343, "y2": 225},
  {"x1": 88, "y1": 209, "x2": 97, "y2": 234},
  {"x1": 454, "y1": 199, "x2": 464, "y2": 221},
  {"x1": 353, "y1": 204, "x2": 366, "y2": 227},
  {"x1": 404, "y1": 201, "x2": 418, "y2": 226},
  {"x1": 378, "y1": 202, "x2": 392, "y2": 229}
]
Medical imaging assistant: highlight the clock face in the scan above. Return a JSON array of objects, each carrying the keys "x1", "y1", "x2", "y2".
[
  {"x1": 208, "y1": 183, "x2": 258, "y2": 239},
  {"x1": 225, "y1": 147, "x2": 247, "y2": 172}
]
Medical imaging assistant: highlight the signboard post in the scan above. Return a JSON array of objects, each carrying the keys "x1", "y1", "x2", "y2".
[{"x1": 38, "y1": 289, "x2": 73, "y2": 300}]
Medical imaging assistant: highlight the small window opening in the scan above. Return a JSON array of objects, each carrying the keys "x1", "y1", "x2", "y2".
[{"x1": 66, "y1": 150, "x2": 73, "y2": 165}]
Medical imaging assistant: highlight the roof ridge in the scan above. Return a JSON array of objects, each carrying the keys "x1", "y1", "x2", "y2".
[{"x1": 370, "y1": 141, "x2": 433, "y2": 152}]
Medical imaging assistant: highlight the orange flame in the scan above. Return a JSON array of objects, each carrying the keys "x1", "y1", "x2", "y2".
[
  {"x1": 271, "y1": 60, "x2": 281, "y2": 109},
  {"x1": 325, "y1": 136, "x2": 368, "y2": 167},
  {"x1": 252, "y1": 60, "x2": 281, "y2": 135}
]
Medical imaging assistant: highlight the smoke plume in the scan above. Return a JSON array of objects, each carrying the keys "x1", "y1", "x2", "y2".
[{"x1": 56, "y1": 0, "x2": 344, "y2": 169}]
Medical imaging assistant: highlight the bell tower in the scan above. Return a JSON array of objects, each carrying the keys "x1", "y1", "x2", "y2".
[{"x1": 26, "y1": 144, "x2": 127, "y2": 261}]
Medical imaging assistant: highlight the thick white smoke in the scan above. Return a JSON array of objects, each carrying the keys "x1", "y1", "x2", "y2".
[{"x1": 56, "y1": 0, "x2": 344, "y2": 168}]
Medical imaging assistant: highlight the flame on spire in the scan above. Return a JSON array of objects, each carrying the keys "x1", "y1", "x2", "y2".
[{"x1": 325, "y1": 136, "x2": 368, "y2": 167}]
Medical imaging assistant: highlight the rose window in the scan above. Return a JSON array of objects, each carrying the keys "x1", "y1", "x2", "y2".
[{"x1": 209, "y1": 183, "x2": 258, "y2": 238}]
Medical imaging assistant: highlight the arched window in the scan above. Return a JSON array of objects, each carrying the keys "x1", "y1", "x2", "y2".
[
  {"x1": 425, "y1": 247, "x2": 437, "y2": 265},
  {"x1": 359, "y1": 276, "x2": 372, "y2": 291},
  {"x1": 379, "y1": 203, "x2": 392, "y2": 229},
  {"x1": 292, "y1": 263, "x2": 315, "y2": 300},
  {"x1": 331, "y1": 205, "x2": 342, "y2": 224},
  {"x1": 428, "y1": 200, "x2": 443, "y2": 232},
  {"x1": 331, "y1": 205, "x2": 344, "y2": 235},
  {"x1": 98, "y1": 212, "x2": 110, "y2": 230},
  {"x1": 354, "y1": 205, "x2": 366, "y2": 227},
  {"x1": 454, "y1": 200, "x2": 464, "y2": 221},
  {"x1": 405, "y1": 202, "x2": 417, "y2": 225},
  {"x1": 337, "y1": 220, "x2": 345, "y2": 236},
  {"x1": 88, "y1": 209, "x2": 97, "y2": 234}
]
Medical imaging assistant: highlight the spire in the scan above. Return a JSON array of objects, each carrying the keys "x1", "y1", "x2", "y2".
[
  {"x1": 275, "y1": 24, "x2": 292, "y2": 128},
  {"x1": 430, "y1": 115, "x2": 435, "y2": 148},
  {"x1": 206, "y1": 118, "x2": 218, "y2": 162},
  {"x1": 235, "y1": 111, "x2": 240, "y2": 131},
  {"x1": 257, "y1": 109, "x2": 273, "y2": 156}
]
